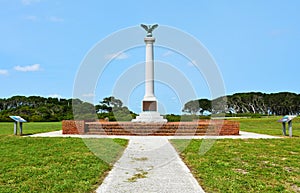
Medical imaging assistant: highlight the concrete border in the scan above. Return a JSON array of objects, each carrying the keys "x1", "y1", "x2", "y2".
[{"x1": 27, "y1": 130, "x2": 281, "y2": 139}]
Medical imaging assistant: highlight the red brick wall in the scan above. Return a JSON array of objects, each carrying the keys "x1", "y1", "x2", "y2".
[
  {"x1": 62, "y1": 120, "x2": 85, "y2": 134},
  {"x1": 62, "y1": 120, "x2": 239, "y2": 136}
]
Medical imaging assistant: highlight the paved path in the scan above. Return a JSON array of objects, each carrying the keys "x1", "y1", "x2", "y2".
[
  {"x1": 96, "y1": 137, "x2": 205, "y2": 193},
  {"x1": 29, "y1": 130, "x2": 281, "y2": 139}
]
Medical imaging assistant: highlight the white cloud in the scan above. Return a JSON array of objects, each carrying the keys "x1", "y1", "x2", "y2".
[
  {"x1": 21, "y1": 0, "x2": 41, "y2": 5},
  {"x1": 24, "y1": 15, "x2": 64, "y2": 23},
  {"x1": 162, "y1": 50, "x2": 174, "y2": 57},
  {"x1": 14, "y1": 64, "x2": 41, "y2": 72},
  {"x1": 24, "y1": 15, "x2": 38, "y2": 21},
  {"x1": 49, "y1": 16, "x2": 64, "y2": 23},
  {"x1": 105, "y1": 52, "x2": 129, "y2": 60},
  {"x1": 48, "y1": 94, "x2": 62, "y2": 99},
  {"x1": 82, "y1": 93, "x2": 95, "y2": 97},
  {"x1": 170, "y1": 96, "x2": 178, "y2": 103},
  {"x1": 0, "y1": 69, "x2": 8, "y2": 76}
]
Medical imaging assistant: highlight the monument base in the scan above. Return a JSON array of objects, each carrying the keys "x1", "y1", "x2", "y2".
[
  {"x1": 131, "y1": 111, "x2": 167, "y2": 123},
  {"x1": 63, "y1": 120, "x2": 240, "y2": 136}
]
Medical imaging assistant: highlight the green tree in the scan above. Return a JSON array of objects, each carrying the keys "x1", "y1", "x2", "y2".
[{"x1": 96, "y1": 96, "x2": 123, "y2": 113}]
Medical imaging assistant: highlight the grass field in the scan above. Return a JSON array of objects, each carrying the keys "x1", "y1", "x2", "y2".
[
  {"x1": 235, "y1": 116, "x2": 300, "y2": 137},
  {"x1": 171, "y1": 116, "x2": 300, "y2": 192},
  {"x1": 1, "y1": 117, "x2": 300, "y2": 192},
  {"x1": 0, "y1": 122, "x2": 128, "y2": 192},
  {"x1": 0, "y1": 122, "x2": 62, "y2": 135},
  {"x1": 171, "y1": 138, "x2": 300, "y2": 192}
]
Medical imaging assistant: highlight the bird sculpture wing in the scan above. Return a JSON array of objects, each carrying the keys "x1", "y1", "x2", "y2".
[
  {"x1": 149, "y1": 24, "x2": 158, "y2": 32},
  {"x1": 141, "y1": 24, "x2": 149, "y2": 32}
]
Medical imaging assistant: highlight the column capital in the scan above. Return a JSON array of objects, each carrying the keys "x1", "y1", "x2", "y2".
[{"x1": 144, "y1": 37, "x2": 155, "y2": 43}]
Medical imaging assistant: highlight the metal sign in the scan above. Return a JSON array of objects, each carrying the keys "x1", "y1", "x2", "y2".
[
  {"x1": 278, "y1": 115, "x2": 297, "y2": 137},
  {"x1": 9, "y1": 116, "x2": 27, "y2": 135},
  {"x1": 9, "y1": 116, "x2": 27, "y2": 123}
]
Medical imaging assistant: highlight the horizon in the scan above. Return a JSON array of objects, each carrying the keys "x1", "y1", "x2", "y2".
[{"x1": 1, "y1": 90, "x2": 299, "y2": 101}]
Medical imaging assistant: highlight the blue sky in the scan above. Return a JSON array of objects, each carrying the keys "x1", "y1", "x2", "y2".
[{"x1": 1, "y1": 0, "x2": 299, "y2": 114}]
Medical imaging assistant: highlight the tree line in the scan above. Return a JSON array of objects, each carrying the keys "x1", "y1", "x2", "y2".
[
  {"x1": 1, "y1": 92, "x2": 299, "y2": 122},
  {"x1": 0, "y1": 96, "x2": 136, "y2": 122},
  {"x1": 182, "y1": 92, "x2": 300, "y2": 116},
  {"x1": 0, "y1": 96, "x2": 74, "y2": 122}
]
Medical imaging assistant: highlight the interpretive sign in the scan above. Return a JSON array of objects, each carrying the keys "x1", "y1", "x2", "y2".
[
  {"x1": 278, "y1": 115, "x2": 296, "y2": 137},
  {"x1": 9, "y1": 116, "x2": 27, "y2": 123},
  {"x1": 9, "y1": 116, "x2": 27, "y2": 135}
]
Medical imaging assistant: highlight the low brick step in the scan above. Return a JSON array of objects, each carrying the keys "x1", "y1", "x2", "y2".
[
  {"x1": 86, "y1": 130, "x2": 210, "y2": 135},
  {"x1": 85, "y1": 132, "x2": 207, "y2": 136},
  {"x1": 86, "y1": 132, "x2": 107, "y2": 135},
  {"x1": 85, "y1": 131, "x2": 220, "y2": 136},
  {"x1": 63, "y1": 120, "x2": 240, "y2": 135}
]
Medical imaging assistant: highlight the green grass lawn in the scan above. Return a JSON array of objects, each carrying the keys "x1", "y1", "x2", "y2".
[
  {"x1": 229, "y1": 116, "x2": 300, "y2": 137},
  {"x1": 1, "y1": 118, "x2": 300, "y2": 192},
  {"x1": 0, "y1": 122, "x2": 62, "y2": 135},
  {"x1": 0, "y1": 122, "x2": 128, "y2": 192},
  {"x1": 171, "y1": 138, "x2": 300, "y2": 193},
  {"x1": 171, "y1": 117, "x2": 300, "y2": 192}
]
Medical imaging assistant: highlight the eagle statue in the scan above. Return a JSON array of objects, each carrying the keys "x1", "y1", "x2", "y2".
[{"x1": 141, "y1": 24, "x2": 158, "y2": 37}]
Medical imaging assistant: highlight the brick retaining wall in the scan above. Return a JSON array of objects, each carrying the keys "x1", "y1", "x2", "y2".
[
  {"x1": 62, "y1": 120, "x2": 239, "y2": 136},
  {"x1": 62, "y1": 120, "x2": 86, "y2": 134}
]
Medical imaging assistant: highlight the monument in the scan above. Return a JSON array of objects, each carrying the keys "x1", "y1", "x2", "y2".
[{"x1": 132, "y1": 24, "x2": 167, "y2": 123}]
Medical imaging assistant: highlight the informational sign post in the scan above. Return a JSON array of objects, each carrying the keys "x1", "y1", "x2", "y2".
[
  {"x1": 9, "y1": 116, "x2": 27, "y2": 135},
  {"x1": 277, "y1": 115, "x2": 296, "y2": 137}
]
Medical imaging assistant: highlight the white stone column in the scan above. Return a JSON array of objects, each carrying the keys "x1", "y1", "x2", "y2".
[
  {"x1": 131, "y1": 35, "x2": 167, "y2": 123},
  {"x1": 142, "y1": 37, "x2": 158, "y2": 112},
  {"x1": 144, "y1": 37, "x2": 156, "y2": 100}
]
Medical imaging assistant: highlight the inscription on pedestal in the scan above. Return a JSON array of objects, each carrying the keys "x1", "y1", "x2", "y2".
[{"x1": 143, "y1": 101, "x2": 157, "y2": 111}]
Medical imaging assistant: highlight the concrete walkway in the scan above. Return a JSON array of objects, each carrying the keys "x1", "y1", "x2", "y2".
[
  {"x1": 28, "y1": 130, "x2": 281, "y2": 139},
  {"x1": 96, "y1": 137, "x2": 205, "y2": 193}
]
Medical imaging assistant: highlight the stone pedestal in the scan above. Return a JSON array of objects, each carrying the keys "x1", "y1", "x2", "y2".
[
  {"x1": 132, "y1": 36, "x2": 167, "y2": 123},
  {"x1": 132, "y1": 112, "x2": 167, "y2": 123}
]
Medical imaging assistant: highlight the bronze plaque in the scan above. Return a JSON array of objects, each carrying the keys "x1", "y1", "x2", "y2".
[{"x1": 143, "y1": 101, "x2": 157, "y2": 111}]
